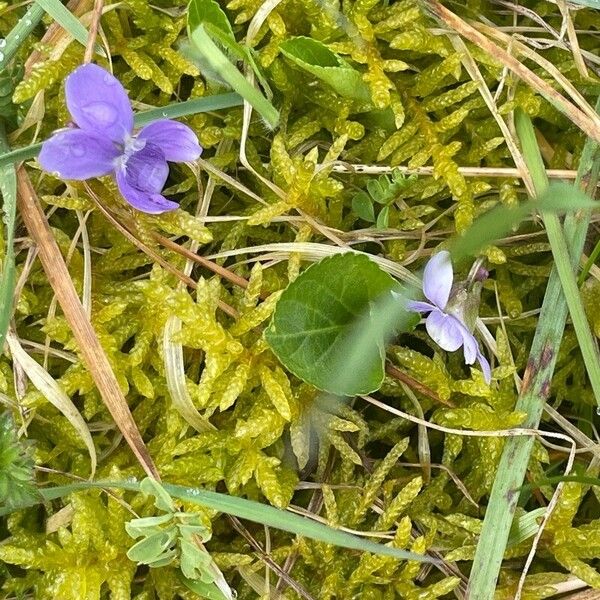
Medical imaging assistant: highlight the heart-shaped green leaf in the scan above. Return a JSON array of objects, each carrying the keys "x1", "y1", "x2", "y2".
[{"x1": 266, "y1": 253, "x2": 407, "y2": 395}]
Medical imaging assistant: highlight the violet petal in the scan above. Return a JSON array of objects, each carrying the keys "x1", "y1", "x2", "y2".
[
  {"x1": 39, "y1": 129, "x2": 119, "y2": 180},
  {"x1": 406, "y1": 300, "x2": 436, "y2": 314},
  {"x1": 137, "y1": 119, "x2": 202, "y2": 162},
  {"x1": 124, "y1": 143, "x2": 169, "y2": 193},
  {"x1": 116, "y1": 168, "x2": 178, "y2": 214},
  {"x1": 459, "y1": 325, "x2": 479, "y2": 365},
  {"x1": 425, "y1": 310, "x2": 464, "y2": 352},
  {"x1": 423, "y1": 250, "x2": 453, "y2": 309},
  {"x1": 65, "y1": 63, "x2": 134, "y2": 143},
  {"x1": 477, "y1": 352, "x2": 492, "y2": 384}
]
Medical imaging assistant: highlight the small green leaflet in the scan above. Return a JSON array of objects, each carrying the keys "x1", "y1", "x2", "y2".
[
  {"x1": 181, "y1": 577, "x2": 231, "y2": 600},
  {"x1": 0, "y1": 412, "x2": 39, "y2": 510},
  {"x1": 279, "y1": 37, "x2": 371, "y2": 102},
  {"x1": 125, "y1": 479, "x2": 225, "y2": 595},
  {"x1": 351, "y1": 169, "x2": 415, "y2": 228},
  {"x1": 352, "y1": 191, "x2": 375, "y2": 222},
  {"x1": 265, "y1": 253, "x2": 412, "y2": 396}
]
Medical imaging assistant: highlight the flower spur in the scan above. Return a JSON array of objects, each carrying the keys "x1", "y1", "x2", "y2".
[
  {"x1": 406, "y1": 251, "x2": 492, "y2": 383},
  {"x1": 39, "y1": 63, "x2": 202, "y2": 214}
]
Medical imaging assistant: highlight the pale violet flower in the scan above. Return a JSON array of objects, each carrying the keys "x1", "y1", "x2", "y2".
[
  {"x1": 406, "y1": 251, "x2": 491, "y2": 383},
  {"x1": 39, "y1": 63, "x2": 202, "y2": 214}
]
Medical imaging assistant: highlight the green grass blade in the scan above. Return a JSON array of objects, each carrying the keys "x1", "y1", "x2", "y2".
[
  {"x1": 34, "y1": 0, "x2": 106, "y2": 57},
  {"x1": 0, "y1": 93, "x2": 243, "y2": 168},
  {"x1": 450, "y1": 184, "x2": 597, "y2": 262},
  {"x1": 0, "y1": 3, "x2": 45, "y2": 71},
  {"x1": 163, "y1": 482, "x2": 432, "y2": 562},
  {"x1": 0, "y1": 123, "x2": 17, "y2": 350},
  {"x1": 0, "y1": 480, "x2": 437, "y2": 563},
  {"x1": 187, "y1": 25, "x2": 279, "y2": 129},
  {"x1": 543, "y1": 214, "x2": 600, "y2": 406},
  {"x1": 506, "y1": 508, "x2": 546, "y2": 548},
  {"x1": 578, "y1": 236, "x2": 600, "y2": 286},
  {"x1": 467, "y1": 103, "x2": 600, "y2": 599},
  {"x1": 516, "y1": 110, "x2": 600, "y2": 410},
  {"x1": 0, "y1": 143, "x2": 42, "y2": 169},
  {"x1": 133, "y1": 92, "x2": 242, "y2": 126}
]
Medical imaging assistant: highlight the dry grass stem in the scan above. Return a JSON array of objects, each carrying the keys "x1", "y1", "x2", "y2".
[
  {"x1": 24, "y1": 0, "x2": 92, "y2": 74},
  {"x1": 16, "y1": 168, "x2": 159, "y2": 479},
  {"x1": 427, "y1": 1, "x2": 600, "y2": 143},
  {"x1": 85, "y1": 186, "x2": 239, "y2": 318},
  {"x1": 83, "y1": 0, "x2": 104, "y2": 63},
  {"x1": 331, "y1": 163, "x2": 584, "y2": 180},
  {"x1": 386, "y1": 363, "x2": 453, "y2": 407}
]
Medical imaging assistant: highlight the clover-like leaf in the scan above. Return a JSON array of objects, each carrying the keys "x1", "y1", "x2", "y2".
[
  {"x1": 376, "y1": 205, "x2": 390, "y2": 229},
  {"x1": 125, "y1": 513, "x2": 174, "y2": 538},
  {"x1": 126, "y1": 529, "x2": 178, "y2": 564},
  {"x1": 352, "y1": 191, "x2": 375, "y2": 222},
  {"x1": 140, "y1": 477, "x2": 176, "y2": 513}
]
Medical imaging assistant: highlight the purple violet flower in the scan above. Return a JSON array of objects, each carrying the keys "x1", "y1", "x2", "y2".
[
  {"x1": 38, "y1": 63, "x2": 202, "y2": 214},
  {"x1": 407, "y1": 251, "x2": 492, "y2": 383}
]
